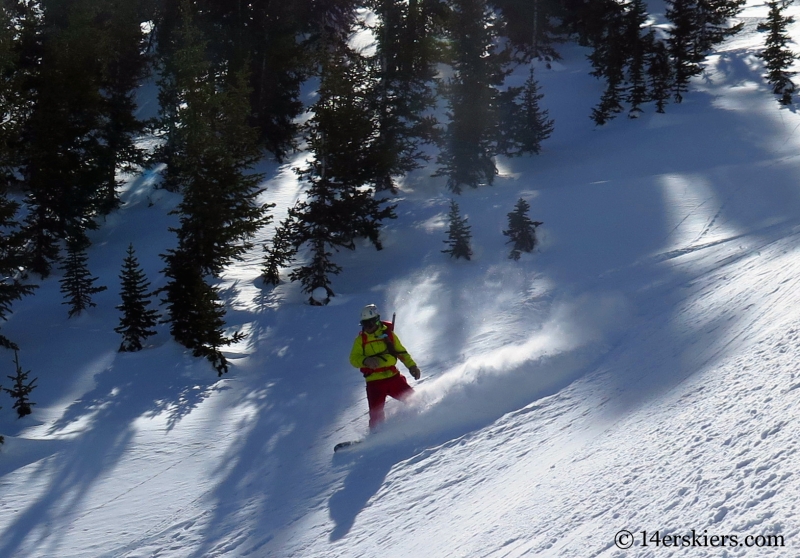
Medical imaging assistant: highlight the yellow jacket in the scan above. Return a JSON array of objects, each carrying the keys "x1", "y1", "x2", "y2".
[{"x1": 349, "y1": 322, "x2": 417, "y2": 382}]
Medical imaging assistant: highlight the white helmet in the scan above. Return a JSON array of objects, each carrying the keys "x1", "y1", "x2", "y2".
[{"x1": 360, "y1": 304, "x2": 380, "y2": 322}]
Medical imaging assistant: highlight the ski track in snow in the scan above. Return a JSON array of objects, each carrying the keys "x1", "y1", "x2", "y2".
[{"x1": 4, "y1": 2, "x2": 800, "y2": 557}]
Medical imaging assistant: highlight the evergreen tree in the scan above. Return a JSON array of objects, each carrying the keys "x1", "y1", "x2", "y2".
[
  {"x1": 159, "y1": 3, "x2": 270, "y2": 372},
  {"x1": 115, "y1": 244, "x2": 159, "y2": 352},
  {"x1": 0, "y1": 190, "x2": 34, "y2": 350},
  {"x1": 624, "y1": 0, "x2": 655, "y2": 118},
  {"x1": 4, "y1": 350, "x2": 36, "y2": 418},
  {"x1": 0, "y1": 6, "x2": 36, "y2": 351},
  {"x1": 168, "y1": 64, "x2": 272, "y2": 277},
  {"x1": 666, "y1": 0, "x2": 745, "y2": 102},
  {"x1": 288, "y1": 233, "x2": 341, "y2": 305},
  {"x1": 160, "y1": 250, "x2": 243, "y2": 376},
  {"x1": 261, "y1": 218, "x2": 298, "y2": 286},
  {"x1": 59, "y1": 236, "x2": 107, "y2": 318},
  {"x1": 647, "y1": 40, "x2": 674, "y2": 113},
  {"x1": 499, "y1": 67, "x2": 554, "y2": 155},
  {"x1": 17, "y1": 0, "x2": 121, "y2": 276},
  {"x1": 10, "y1": 0, "x2": 149, "y2": 276},
  {"x1": 503, "y1": 198, "x2": 543, "y2": 260},
  {"x1": 367, "y1": 0, "x2": 442, "y2": 192},
  {"x1": 442, "y1": 199, "x2": 473, "y2": 260},
  {"x1": 587, "y1": 3, "x2": 628, "y2": 125},
  {"x1": 758, "y1": 0, "x2": 798, "y2": 105},
  {"x1": 666, "y1": 0, "x2": 701, "y2": 103},
  {"x1": 488, "y1": 0, "x2": 562, "y2": 61},
  {"x1": 286, "y1": 32, "x2": 396, "y2": 303},
  {"x1": 435, "y1": 0, "x2": 516, "y2": 193},
  {"x1": 695, "y1": 0, "x2": 746, "y2": 54},
  {"x1": 160, "y1": 3, "x2": 271, "y2": 276},
  {"x1": 576, "y1": 0, "x2": 669, "y2": 122},
  {"x1": 154, "y1": 0, "x2": 208, "y2": 192},
  {"x1": 251, "y1": 0, "x2": 359, "y2": 158},
  {"x1": 95, "y1": 0, "x2": 151, "y2": 214},
  {"x1": 153, "y1": 0, "x2": 357, "y2": 160}
]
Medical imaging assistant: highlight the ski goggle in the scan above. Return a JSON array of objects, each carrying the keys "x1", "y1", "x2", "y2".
[{"x1": 360, "y1": 317, "x2": 379, "y2": 328}]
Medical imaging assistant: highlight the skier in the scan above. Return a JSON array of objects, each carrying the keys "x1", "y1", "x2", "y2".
[{"x1": 349, "y1": 304, "x2": 421, "y2": 429}]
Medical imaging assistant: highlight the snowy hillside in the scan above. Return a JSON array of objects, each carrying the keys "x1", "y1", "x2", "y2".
[{"x1": 3, "y1": 2, "x2": 800, "y2": 557}]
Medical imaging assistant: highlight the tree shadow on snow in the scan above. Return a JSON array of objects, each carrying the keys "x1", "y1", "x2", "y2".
[
  {"x1": 320, "y1": 46, "x2": 800, "y2": 544},
  {"x1": 0, "y1": 344, "x2": 224, "y2": 557}
]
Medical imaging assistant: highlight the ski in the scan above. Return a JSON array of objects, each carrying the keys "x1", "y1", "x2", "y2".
[{"x1": 334, "y1": 440, "x2": 362, "y2": 453}]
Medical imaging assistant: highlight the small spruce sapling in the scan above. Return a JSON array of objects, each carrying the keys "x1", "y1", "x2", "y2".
[
  {"x1": 159, "y1": 250, "x2": 244, "y2": 376},
  {"x1": 503, "y1": 198, "x2": 543, "y2": 260},
  {"x1": 758, "y1": 0, "x2": 798, "y2": 105},
  {"x1": 261, "y1": 218, "x2": 298, "y2": 286},
  {"x1": 442, "y1": 200, "x2": 473, "y2": 260},
  {"x1": 59, "y1": 236, "x2": 107, "y2": 317},
  {"x1": 5, "y1": 350, "x2": 36, "y2": 418},
  {"x1": 514, "y1": 68, "x2": 554, "y2": 154},
  {"x1": 116, "y1": 244, "x2": 159, "y2": 351}
]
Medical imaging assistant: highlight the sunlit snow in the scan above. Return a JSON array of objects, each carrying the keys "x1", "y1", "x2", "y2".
[{"x1": 2, "y1": 2, "x2": 800, "y2": 557}]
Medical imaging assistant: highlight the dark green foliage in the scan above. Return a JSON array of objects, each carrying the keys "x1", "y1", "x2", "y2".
[
  {"x1": 435, "y1": 0, "x2": 517, "y2": 193},
  {"x1": 580, "y1": 0, "x2": 743, "y2": 120},
  {"x1": 666, "y1": 0, "x2": 746, "y2": 102},
  {"x1": 160, "y1": 250, "x2": 242, "y2": 376},
  {"x1": 285, "y1": 33, "x2": 396, "y2": 303},
  {"x1": 584, "y1": 0, "x2": 747, "y2": 122},
  {"x1": 95, "y1": 0, "x2": 151, "y2": 214},
  {"x1": 167, "y1": 64, "x2": 272, "y2": 277},
  {"x1": 647, "y1": 41, "x2": 674, "y2": 113},
  {"x1": 488, "y1": 0, "x2": 563, "y2": 61},
  {"x1": 4, "y1": 350, "x2": 36, "y2": 418},
  {"x1": 116, "y1": 244, "x2": 159, "y2": 352},
  {"x1": 0, "y1": 4, "x2": 21, "y2": 177},
  {"x1": 758, "y1": 0, "x2": 797, "y2": 105},
  {"x1": 13, "y1": 0, "x2": 149, "y2": 276},
  {"x1": 587, "y1": 2, "x2": 627, "y2": 125},
  {"x1": 160, "y1": 4, "x2": 272, "y2": 276},
  {"x1": 286, "y1": 171, "x2": 395, "y2": 302},
  {"x1": 288, "y1": 235, "x2": 340, "y2": 306},
  {"x1": 367, "y1": 0, "x2": 441, "y2": 192},
  {"x1": 0, "y1": 7, "x2": 36, "y2": 352},
  {"x1": 154, "y1": 0, "x2": 209, "y2": 192},
  {"x1": 442, "y1": 200, "x2": 473, "y2": 260},
  {"x1": 694, "y1": 0, "x2": 747, "y2": 52},
  {"x1": 261, "y1": 219, "x2": 298, "y2": 286},
  {"x1": 624, "y1": 0, "x2": 655, "y2": 118},
  {"x1": 499, "y1": 67, "x2": 554, "y2": 156},
  {"x1": 503, "y1": 198, "x2": 543, "y2": 260},
  {"x1": 59, "y1": 236, "x2": 107, "y2": 318},
  {"x1": 158, "y1": 3, "x2": 270, "y2": 373},
  {"x1": 0, "y1": 190, "x2": 34, "y2": 351},
  {"x1": 153, "y1": 0, "x2": 358, "y2": 160},
  {"x1": 16, "y1": 0, "x2": 102, "y2": 276},
  {"x1": 587, "y1": 0, "x2": 663, "y2": 124},
  {"x1": 666, "y1": 0, "x2": 704, "y2": 103}
]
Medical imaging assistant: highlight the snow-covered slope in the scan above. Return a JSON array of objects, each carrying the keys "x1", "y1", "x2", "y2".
[{"x1": 2, "y1": 2, "x2": 800, "y2": 556}]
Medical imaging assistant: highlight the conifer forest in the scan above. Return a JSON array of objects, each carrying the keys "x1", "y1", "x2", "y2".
[{"x1": 0, "y1": 0, "x2": 787, "y2": 415}]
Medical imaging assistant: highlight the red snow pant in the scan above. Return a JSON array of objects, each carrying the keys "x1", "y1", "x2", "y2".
[{"x1": 366, "y1": 373, "x2": 414, "y2": 429}]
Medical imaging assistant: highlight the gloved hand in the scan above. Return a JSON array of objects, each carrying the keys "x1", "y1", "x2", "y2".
[
  {"x1": 409, "y1": 365, "x2": 421, "y2": 380},
  {"x1": 363, "y1": 356, "x2": 383, "y2": 369}
]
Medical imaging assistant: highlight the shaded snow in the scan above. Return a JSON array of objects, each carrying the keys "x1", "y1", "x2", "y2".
[{"x1": 3, "y1": 2, "x2": 800, "y2": 556}]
